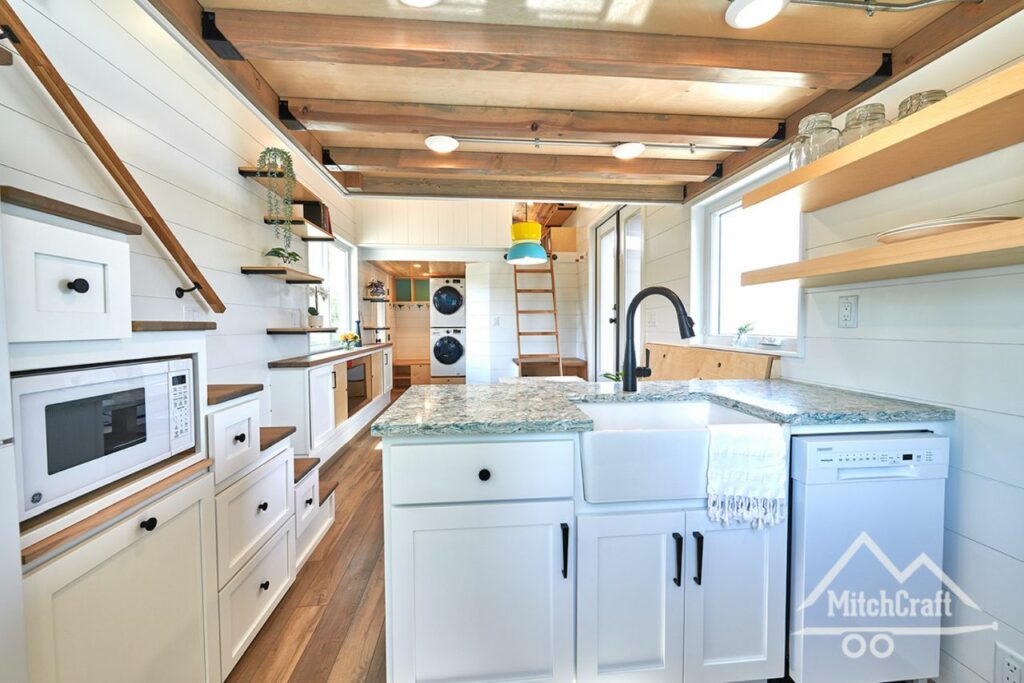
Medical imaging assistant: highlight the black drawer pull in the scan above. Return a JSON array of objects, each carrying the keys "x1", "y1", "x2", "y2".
[
  {"x1": 305, "y1": 497, "x2": 314, "y2": 507},
  {"x1": 672, "y1": 532, "x2": 683, "y2": 587},
  {"x1": 234, "y1": 432, "x2": 247, "y2": 444},
  {"x1": 693, "y1": 531, "x2": 705, "y2": 586},
  {"x1": 139, "y1": 517, "x2": 158, "y2": 532},
  {"x1": 259, "y1": 580, "x2": 270, "y2": 591},
  {"x1": 478, "y1": 468, "x2": 491, "y2": 482},
  {"x1": 560, "y1": 523, "x2": 570, "y2": 579},
  {"x1": 257, "y1": 501, "x2": 269, "y2": 513},
  {"x1": 66, "y1": 278, "x2": 90, "y2": 294}
]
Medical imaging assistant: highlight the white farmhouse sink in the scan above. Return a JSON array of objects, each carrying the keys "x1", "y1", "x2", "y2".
[{"x1": 578, "y1": 401, "x2": 765, "y2": 503}]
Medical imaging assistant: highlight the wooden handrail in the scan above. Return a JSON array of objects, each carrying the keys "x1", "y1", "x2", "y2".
[{"x1": 0, "y1": 0, "x2": 226, "y2": 313}]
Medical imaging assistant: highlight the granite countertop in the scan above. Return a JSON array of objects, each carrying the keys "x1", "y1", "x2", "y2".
[{"x1": 371, "y1": 379, "x2": 954, "y2": 437}]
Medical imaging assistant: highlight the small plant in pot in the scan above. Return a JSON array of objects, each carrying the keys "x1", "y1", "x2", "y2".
[
  {"x1": 307, "y1": 306, "x2": 323, "y2": 329},
  {"x1": 265, "y1": 247, "x2": 301, "y2": 266},
  {"x1": 307, "y1": 285, "x2": 329, "y2": 328},
  {"x1": 734, "y1": 322, "x2": 755, "y2": 346},
  {"x1": 339, "y1": 331, "x2": 360, "y2": 349}
]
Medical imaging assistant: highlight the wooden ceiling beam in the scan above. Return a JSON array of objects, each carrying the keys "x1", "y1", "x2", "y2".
[
  {"x1": 289, "y1": 99, "x2": 782, "y2": 147},
  {"x1": 682, "y1": 0, "x2": 1024, "y2": 202},
  {"x1": 325, "y1": 147, "x2": 719, "y2": 182},
  {"x1": 211, "y1": 9, "x2": 885, "y2": 89},
  {"x1": 335, "y1": 175, "x2": 686, "y2": 204}
]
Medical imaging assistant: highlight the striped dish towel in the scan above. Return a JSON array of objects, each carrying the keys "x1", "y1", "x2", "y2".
[{"x1": 706, "y1": 423, "x2": 788, "y2": 528}]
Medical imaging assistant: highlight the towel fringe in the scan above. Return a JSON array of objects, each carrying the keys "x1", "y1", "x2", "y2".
[{"x1": 708, "y1": 494, "x2": 787, "y2": 529}]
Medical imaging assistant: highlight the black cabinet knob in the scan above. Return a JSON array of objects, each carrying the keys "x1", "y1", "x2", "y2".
[
  {"x1": 66, "y1": 278, "x2": 90, "y2": 294},
  {"x1": 139, "y1": 517, "x2": 158, "y2": 532},
  {"x1": 259, "y1": 580, "x2": 270, "y2": 591},
  {"x1": 305, "y1": 497, "x2": 314, "y2": 507},
  {"x1": 257, "y1": 501, "x2": 269, "y2": 513},
  {"x1": 233, "y1": 432, "x2": 246, "y2": 443},
  {"x1": 478, "y1": 468, "x2": 491, "y2": 482}
]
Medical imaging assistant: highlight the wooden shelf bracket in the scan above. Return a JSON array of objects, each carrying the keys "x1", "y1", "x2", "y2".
[{"x1": 0, "y1": 0, "x2": 227, "y2": 312}]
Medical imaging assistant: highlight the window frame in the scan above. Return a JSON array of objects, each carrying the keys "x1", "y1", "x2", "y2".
[
  {"x1": 689, "y1": 158, "x2": 805, "y2": 357},
  {"x1": 306, "y1": 238, "x2": 357, "y2": 351}
]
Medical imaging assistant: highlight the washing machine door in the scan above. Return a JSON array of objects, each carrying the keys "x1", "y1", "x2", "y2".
[
  {"x1": 432, "y1": 286, "x2": 463, "y2": 316},
  {"x1": 433, "y1": 335, "x2": 464, "y2": 365}
]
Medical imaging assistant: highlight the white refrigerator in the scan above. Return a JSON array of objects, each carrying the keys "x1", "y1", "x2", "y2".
[{"x1": 0, "y1": 219, "x2": 29, "y2": 683}]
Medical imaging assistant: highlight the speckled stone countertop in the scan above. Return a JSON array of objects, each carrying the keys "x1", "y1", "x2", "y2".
[{"x1": 370, "y1": 379, "x2": 954, "y2": 437}]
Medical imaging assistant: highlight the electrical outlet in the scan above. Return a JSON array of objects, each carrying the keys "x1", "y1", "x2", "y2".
[
  {"x1": 492, "y1": 316, "x2": 501, "y2": 327},
  {"x1": 838, "y1": 295, "x2": 859, "y2": 328},
  {"x1": 997, "y1": 643, "x2": 1024, "y2": 683},
  {"x1": 647, "y1": 310, "x2": 658, "y2": 329}
]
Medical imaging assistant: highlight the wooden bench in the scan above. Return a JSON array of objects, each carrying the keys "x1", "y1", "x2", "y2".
[{"x1": 513, "y1": 356, "x2": 588, "y2": 380}]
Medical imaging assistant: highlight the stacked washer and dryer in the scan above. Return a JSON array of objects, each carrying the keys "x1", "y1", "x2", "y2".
[{"x1": 429, "y1": 278, "x2": 466, "y2": 379}]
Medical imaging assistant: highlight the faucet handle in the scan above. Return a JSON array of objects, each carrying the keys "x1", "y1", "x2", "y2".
[{"x1": 636, "y1": 348, "x2": 653, "y2": 379}]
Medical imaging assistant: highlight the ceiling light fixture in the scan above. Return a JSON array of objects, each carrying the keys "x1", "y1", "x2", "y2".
[
  {"x1": 399, "y1": 0, "x2": 442, "y2": 7},
  {"x1": 424, "y1": 135, "x2": 460, "y2": 153},
  {"x1": 413, "y1": 264, "x2": 423, "y2": 269},
  {"x1": 450, "y1": 136, "x2": 748, "y2": 154},
  {"x1": 612, "y1": 142, "x2": 646, "y2": 160},
  {"x1": 724, "y1": 0, "x2": 981, "y2": 29}
]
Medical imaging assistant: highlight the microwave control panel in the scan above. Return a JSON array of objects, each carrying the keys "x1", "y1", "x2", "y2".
[{"x1": 170, "y1": 370, "x2": 194, "y2": 450}]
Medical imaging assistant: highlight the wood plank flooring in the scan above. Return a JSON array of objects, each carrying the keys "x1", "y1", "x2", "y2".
[{"x1": 227, "y1": 392, "x2": 402, "y2": 683}]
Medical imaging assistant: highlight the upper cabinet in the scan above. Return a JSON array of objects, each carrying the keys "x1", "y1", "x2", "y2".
[
  {"x1": 394, "y1": 277, "x2": 430, "y2": 303},
  {"x1": 1, "y1": 212, "x2": 131, "y2": 342}
]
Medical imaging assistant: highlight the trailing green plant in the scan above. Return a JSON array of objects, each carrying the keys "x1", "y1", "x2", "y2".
[
  {"x1": 264, "y1": 247, "x2": 301, "y2": 265},
  {"x1": 257, "y1": 147, "x2": 296, "y2": 249}
]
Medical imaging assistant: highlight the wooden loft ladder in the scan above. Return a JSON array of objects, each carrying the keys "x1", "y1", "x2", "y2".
[
  {"x1": 0, "y1": 0, "x2": 225, "y2": 312},
  {"x1": 514, "y1": 228, "x2": 564, "y2": 376}
]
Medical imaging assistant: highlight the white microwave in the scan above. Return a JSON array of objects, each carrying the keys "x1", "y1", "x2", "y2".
[{"x1": 12, "y1": 357, "x2": 195, "y2": 521}]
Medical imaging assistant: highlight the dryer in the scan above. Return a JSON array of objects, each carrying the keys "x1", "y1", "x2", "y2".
[
  {"x1": 430, "y1": 327, "x2": 465, "y2": 377},
  {"x1": 430, "y1": 278, "x2": 465, "y2": 327}
]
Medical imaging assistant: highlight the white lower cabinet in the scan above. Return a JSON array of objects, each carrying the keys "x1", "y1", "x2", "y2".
[
  {"x1": 576, "y1": 511, "x2": 686, "y2": 683},
  {"x1": 683, "y1": 511, "x2": 787, "y2": 683},
  {"x1": 389, "y1": 500, "x2": 575, "y2": 683},
  {"x1": 308, "y1": 364, "x2": 336, "y2": 452},
  {"x1": 23, "y1": 474, "x2": 219, "y2": 683}
]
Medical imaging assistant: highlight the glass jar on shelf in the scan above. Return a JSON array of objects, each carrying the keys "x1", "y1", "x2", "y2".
[
  {"x1": 840, "y1": 103, "x2": 889, "y2": 146},
  {"x1": 898, "y1": 89, "x2": 947, "y2": 119},
  {"x1": 789, "y1": 113, "x2": 840, "y2": 170}
]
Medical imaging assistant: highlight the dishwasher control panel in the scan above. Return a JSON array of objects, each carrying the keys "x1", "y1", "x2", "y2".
[{"x1": 792, "y1": 433, "x2": 949, "y2": 482}]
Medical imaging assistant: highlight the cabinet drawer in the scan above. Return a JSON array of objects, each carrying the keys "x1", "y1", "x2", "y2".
[
  {"x1": 294, "y1": 469, "x2": 320, "y2": 538},
  {"x1": 2, "y1": 214, "x2": 130, "y2": 342},
  {"x1": 215, "y1": 449, "x2": 293, "y2": 587},
  {"x1": 219, "y1": 520, "x2": 295, "y2": 677},
  {"x1": 389, "y1": 440, "x2": 574, "y2": 505},
  {"x1": 209, "y1": 398, "x2": 261, "y2": 484}
]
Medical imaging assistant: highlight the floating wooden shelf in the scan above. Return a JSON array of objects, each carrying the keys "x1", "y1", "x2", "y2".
[
  {"x1": 743, "y1": 61, "x2": 1024, "y2": 212},
  {"x1": 266, "y1": 327, "x2": 338, "y2": 335},
  {"x1": 263, "y1": 217, "x2": 334, "y2": 242},
  {"x1": 240, "y1": 265, "x2": 323, "y2": 284},
  {"x1": 238, "y1": 166, "x2": 321, "y2": 203},
  {"x1": 1, "y1": 186, "x2": 142, "y2": 235},
  {"x1": 132, "y1": 320, "x2": 217, "y2": 332},
  {"x1": 741, "y1": 221, "x2": 1024, "y2": 288}
]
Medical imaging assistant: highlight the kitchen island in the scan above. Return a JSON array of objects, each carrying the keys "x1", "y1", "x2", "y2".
[{"x1": 372, "y1": 379, "x2": 953, "y2": 683}]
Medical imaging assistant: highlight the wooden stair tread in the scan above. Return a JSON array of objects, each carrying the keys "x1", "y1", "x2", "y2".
[
  {"x1": 260, "y1": 426, "x2": 296, "y2": 452},
  {"x1": 293, "y1": 456, "x2": 320, "y2": 484},
  {"x1": 266, "y1": 327, "x2": 338, "y2": 334},
  {"x1": 240, "y1": 265, "x2": 323, "y2": 284},
  {"x1": 207, "y1": 383, "x2": 263, "y2": 405},
  {"x1": 132, "y1": 320, "x2": 217, "y2": 332},
  {"x1": 1, "y1": 186, "x2": 142, "y2": 236},
  {"x1": 238, "y1": 166, "x2": 321, "y2": 203},
  {"x1": 319, "y1": 478, "x2": 339, "y2": 506}
]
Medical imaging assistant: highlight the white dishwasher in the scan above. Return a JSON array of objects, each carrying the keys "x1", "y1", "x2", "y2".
[{"x1": 790, "y1": 432, "x2": 949, "y2": 683}]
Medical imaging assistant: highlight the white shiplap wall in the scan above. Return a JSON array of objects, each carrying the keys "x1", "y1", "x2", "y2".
[
  {"x1": 0, "y1": 0, "x2": 358, "y2": 421},
  {"x1": 356, "y1": 197, "x2": 513, "y2": 248}
]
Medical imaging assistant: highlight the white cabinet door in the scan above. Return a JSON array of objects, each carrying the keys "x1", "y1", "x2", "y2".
[
  {"x1": 383, "y1": 348, "x2": 393, "y2": 393},
  {"x1": 24, "y1": 474, "x2": 220, "y2": 683},
  {"x1": 390, "y1": 501, "x2": 574, "y2": 683},
  {"x1": 307, "y1": 364, "x2": 336, "y2": 452},
  {"x1": 683, "y1": 511, "x2": 787, "y2": 683},
  {"x1": 576, "y1": 511, "x2": 685, "y2": 683}
]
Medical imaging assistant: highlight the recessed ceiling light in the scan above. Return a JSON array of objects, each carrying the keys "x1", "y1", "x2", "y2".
[
  {"x1": 725, "y1": 0, "x2": 789, "y2": 29},
  {"x1": 424, "y1": 135, "x2": 459, "y2": 153},
  {"x1": 400, "y1": 0, "x2": 442, "y2": 7},
  {"x1": 612, "y1": 142, "x2": 646, "y2": 160}
]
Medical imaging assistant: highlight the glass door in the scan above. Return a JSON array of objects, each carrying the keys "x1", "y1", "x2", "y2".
[{"x1": 595, "y1": 214, "x2": 619, "y2": 377}]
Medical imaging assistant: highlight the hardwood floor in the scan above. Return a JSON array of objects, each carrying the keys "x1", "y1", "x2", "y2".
[{"x1": 227, "y1": 391, "x2": 402, "y2": 683}]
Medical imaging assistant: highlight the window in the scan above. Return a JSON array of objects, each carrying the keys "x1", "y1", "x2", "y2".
[
  {"x1": 307, "y1": 240, "x2": 354, "y2": 343},
  {"x1": 694, "y1": 160, "x2": 802, "y2": 354}
]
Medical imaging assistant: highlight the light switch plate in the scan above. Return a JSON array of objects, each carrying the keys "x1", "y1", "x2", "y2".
[{"x1": 839, "y1": 295, "x2": 859, "y2": 328}]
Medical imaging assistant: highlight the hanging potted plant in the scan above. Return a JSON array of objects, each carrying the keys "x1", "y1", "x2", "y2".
[
  {"x1": 258, "y1": 147, "x2": 296, "y2": 249},
  {"x1": 264, "y1": 247, "x2": 301, "y2": 266},
  {"x1": 367, "y1": 278, "x2": 388, "y2": 299}
]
